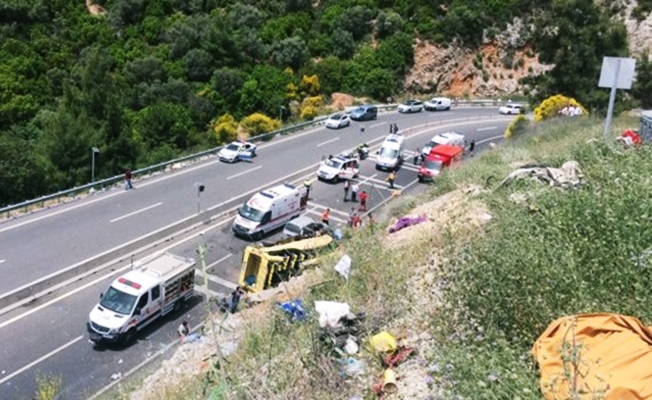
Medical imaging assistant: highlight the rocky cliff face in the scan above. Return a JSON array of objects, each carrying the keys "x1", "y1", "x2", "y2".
[{"x1": 408, "y1": 2, "x2": 652, "y2": 98}]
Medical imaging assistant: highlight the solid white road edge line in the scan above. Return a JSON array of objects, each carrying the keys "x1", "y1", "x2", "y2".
[
  {"x1": 316, "y1": 137, "x2": 340, "y2": 147},
  {"x1": 109, "y1": 202, "x2": 163, "y2": 223},
  {"x1": 0, "y1": 217, "x2": 236, "y2": 331},
  {"x1": 226, "y1": 166, "x2": 262, "y2": 181},
  {"x1": 0, "y1": 335, "x2": 83, "y2": 386},
  {"x1": 477, "y1": 134, "x2": 504, "y2": 144}
]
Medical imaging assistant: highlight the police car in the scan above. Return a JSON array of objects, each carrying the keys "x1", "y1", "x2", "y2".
[
  {"x1": 317, "y1": 153, "x2": 360, "y2": 183},
  {"x1": 218, "y1": 140, "x2": 257, "y2": 163}
]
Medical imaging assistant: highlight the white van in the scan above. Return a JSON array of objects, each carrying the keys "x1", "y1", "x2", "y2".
[
  {"x1": 424, "y1": 97, "x2": 452, "y2": 111},
  {"x1": 233, "y1": 183, "x2": 308, "y2": 239},
  {"x1": 421, "y1": 132, "x2": 466, "y2": 158},
  {"x1": 375, "y1": 134, "x2": 405, "y2": 171}
]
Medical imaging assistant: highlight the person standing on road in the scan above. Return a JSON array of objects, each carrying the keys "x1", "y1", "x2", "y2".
[
  {"x1": 343, "y1": 179, "x2": 350, "y2": 202},
  {"x1": 125, "y1": 168, "x2": 134, "y2": 190},
  {"x1": 469, "y1": 139, "x2": 476, "y2": 154},
  {"x1": 414, "y1": 148, "x2": 421, "y2": 165},
  {"x1": 322, "y1": 208, "x2": 331, "y2": 225},
  {"x1": 386, "y1": 170, "x2": 397, "y2": 189},
  {"x1": 358, "y1": 190, "x2": 369, "y2": 212},
  {"x1": 351, "y1": 181, "x2": 359, "y2": 203},
  {"x1": 303, "y1": 178, "x2": 312, "y2": 200}
]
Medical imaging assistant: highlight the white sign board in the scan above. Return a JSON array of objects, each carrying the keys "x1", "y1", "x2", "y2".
[{"x1": 598, "y1": 57, "x2": 636, "y2": 89}]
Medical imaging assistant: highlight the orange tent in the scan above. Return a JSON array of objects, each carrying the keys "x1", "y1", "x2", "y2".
[{"x1": 533, "y1": 314, "x2": 652, "y2": 399}]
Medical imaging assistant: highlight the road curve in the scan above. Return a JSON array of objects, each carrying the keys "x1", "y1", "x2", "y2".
[{"x1": 0, "y1": 109, "x2": 514, "y2": 400}]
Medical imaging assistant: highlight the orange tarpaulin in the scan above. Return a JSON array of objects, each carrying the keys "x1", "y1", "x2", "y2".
[{"x1": 533, "y1": 314, "x2": 652, "y2": 400}]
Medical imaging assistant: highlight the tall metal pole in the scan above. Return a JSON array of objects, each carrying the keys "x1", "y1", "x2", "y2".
[
  {"x1": 197, "y1": 243, "x2": 227, "y2": 379},
  {"x1": 604, "y1": 58, "x2": 621, "y2": 139},
  {"x1": 91, "y1": 150, "x2": 96, "y2": 183}
]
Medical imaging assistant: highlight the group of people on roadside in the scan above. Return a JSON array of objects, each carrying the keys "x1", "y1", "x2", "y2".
[{"x1": 559, "y1": 104, "x2": 583, "y2": 117}]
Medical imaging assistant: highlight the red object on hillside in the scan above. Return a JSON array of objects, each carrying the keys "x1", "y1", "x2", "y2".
[{"x1": 621, "y1": 129, "x2": 642, "y2": 146}]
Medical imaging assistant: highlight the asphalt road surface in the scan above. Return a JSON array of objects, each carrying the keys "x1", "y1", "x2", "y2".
[{"x1": 0, "y1": 107, "x2": 513, "y2": 399}]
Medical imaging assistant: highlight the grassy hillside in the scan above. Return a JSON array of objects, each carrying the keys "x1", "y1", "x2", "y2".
[{"x1": 98, "y1": 114, "x2": 652, "y2": 400}]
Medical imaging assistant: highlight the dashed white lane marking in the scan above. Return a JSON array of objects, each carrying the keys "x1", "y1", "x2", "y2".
[
  {"x1": 0, "y1": 259, "x2": 5, "y2": 265},
  {"x1": 477, "y1": 126, "x2": 497, "y2": 132},
  {"x1": 226, "y1": 166, "x2": 262, "y2": 181},
  {"x1": 110, "y1": 202, "x2": 163, "y2": 223},
  {"x1": 0, "y1": 335, "x2": 83, "y2": 386},
  {"x1": 369, "y1": 122, "x2": 386, "y2": 128},
  {"x1": 316, "y1": 137, "x2": 340, "y2": 147}
]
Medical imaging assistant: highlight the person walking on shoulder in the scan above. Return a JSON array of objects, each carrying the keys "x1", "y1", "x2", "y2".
[
  {"x1": 386, "y1": 171, "x2": 397, "y2": 189},
  {"x1": 125, "y1": 168, "x2": 134, "y2": 190}
]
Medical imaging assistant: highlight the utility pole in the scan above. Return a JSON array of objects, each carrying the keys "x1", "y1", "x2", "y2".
[
  {"x1": 91, "y1": 147, "x2": 100, "y2": 183},
  {"x1": 197, "y1": 242, "x2": 228, "y2": 381}
]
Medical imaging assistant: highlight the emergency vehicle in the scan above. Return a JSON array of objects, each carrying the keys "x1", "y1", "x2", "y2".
[
  {"x1": 417, "y1": 144, "x2": 464, "y2": 183},
  {"x1": 421, "y1": 132, "x2": 466, "y2": 158},
  {"x1": 87, "y1": 252, "x2": 196, "y2": 346},
  {"x1": 232, "y1": 183, "x2": 308, "y2": 240},
  {"x1": 317, "y1": 153, "x2": 360, "y2": 182}
]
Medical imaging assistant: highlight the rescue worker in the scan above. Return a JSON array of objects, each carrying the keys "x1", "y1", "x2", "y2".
[
  {"x1": 386, "y1": 170, "x2": 397, "y2": 189},
  {"x1": 303, "y1": 178, "x2": 312, "y2": 199},
  {"x1": 321, "y1": 208, "x2": 331, "y2": 225},
  {"x1": 413, "y1": 148, "x2": 421, "y2": 165},
  {"x1": 343, "y1": 180, "x2": 350, "y2": 202},
  {"x1": 358, "y1": 190, "x2": 369, "y2": 212}
]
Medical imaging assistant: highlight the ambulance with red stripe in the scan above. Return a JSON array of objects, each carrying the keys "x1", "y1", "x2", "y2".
[
  {"x1": 87, "y1": 252, "x2": 195, "y2": 346},
  {"x1": 232, "y1": 183, "x2": 308, "y2": 240}
]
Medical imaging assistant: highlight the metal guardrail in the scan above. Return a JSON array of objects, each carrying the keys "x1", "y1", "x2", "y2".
[{"x1": 0, "y1": 100, "x2": 510, "y2": 218}]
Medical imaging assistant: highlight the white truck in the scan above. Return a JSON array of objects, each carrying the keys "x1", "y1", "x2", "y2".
[
  {"x1": 232, "y1": 183, "x2": 308, "y2": 240},
  {"x1": 87, "y1": 252, "x2": 196, "y2": 346}
]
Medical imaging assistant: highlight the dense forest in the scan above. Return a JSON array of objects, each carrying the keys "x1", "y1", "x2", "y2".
[{"x1": 0, "y1": 0, "x2": 650, "y2": 207}]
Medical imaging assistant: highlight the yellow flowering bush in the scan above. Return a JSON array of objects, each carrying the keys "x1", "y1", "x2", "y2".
[
  {"x1": 239, "y1": 113, "x2": 281, "y2": 136},
  {"x1": 533, "y1": 94, "x2": 588, "y2": 122},
  {"x1": 300, "y1": 74, "x2": 320, "y2": 97},
  {"x1": 504, "y1": 114, "x2": 530, "y2": 139},
  {"x1": 213, "y1": 114, "x2": 238, "y2": 143}
]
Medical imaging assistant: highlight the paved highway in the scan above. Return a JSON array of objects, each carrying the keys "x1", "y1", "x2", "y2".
[{"x1": 0, "y1": 108, "x2": 513, "y2": 399}]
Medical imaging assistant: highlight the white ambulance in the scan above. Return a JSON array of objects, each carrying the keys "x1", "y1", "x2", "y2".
[
  {"x1": 232, "y1": 183, "x2": 308, "y2": 240},
  {"x1": 421, "y1": 132, "x2": 466, "y2": 158},
  {"x1": 87, "y1": 252, "x2": 195, "y2": 346}
]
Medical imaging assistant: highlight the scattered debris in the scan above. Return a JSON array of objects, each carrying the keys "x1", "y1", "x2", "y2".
[
  {"x1": 315, "y1": 301, "x2": 351, "y2": 329},
  {"x1": 498, "y1": 160, "x2": 584, "y2": 189},
  {"x1": 110, "y1": 372, "x2": 122, "y2": 381},
  {"x1": 344, "y1": 337, "x2": 359, "y2": 355},
  {"x1": 368, "y1": 331, "x2": 398, "y2": 354},
  {"x1": 534, "y1": 313, "x2": 652, "y2": 400},
  {"x1": 342, "y1": 357, "x2": 366, "y2": 376},
  {"x1": 334, "y1": 254, "x2": 352, "y2": 280},
  {"x1": 277, "y1": 299, "x2": 307, "y2": 322},
  {"x1": 617, "y1": 129, "x2": 643, "y2": 147},
  {"x1": 386, "y1": 215, "x2": 427, "y2": 233}
]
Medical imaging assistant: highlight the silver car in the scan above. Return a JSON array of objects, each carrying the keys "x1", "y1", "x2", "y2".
[{"x1": 325, "y1": 113, "x2": 351, "y2": 129}]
